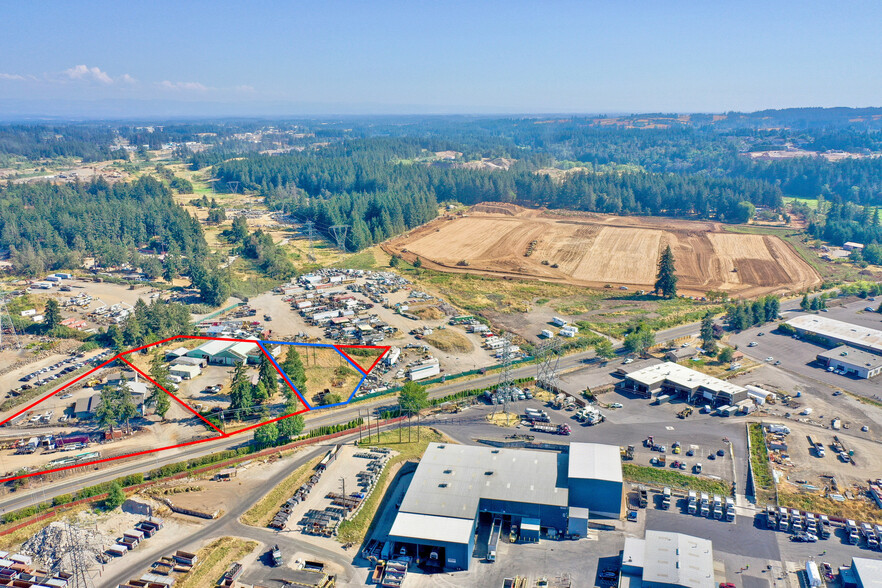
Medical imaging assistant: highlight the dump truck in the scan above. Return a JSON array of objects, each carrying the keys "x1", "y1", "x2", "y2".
[
  {"x1": 687, "y1": 491, "x2": 697, "y2": 515},
  {"x1": 819, "y1": 515, "x2": 832, "y2": 539},
  {"x1": 661, "y1": 487, "x2": 671, "y2": 510}
]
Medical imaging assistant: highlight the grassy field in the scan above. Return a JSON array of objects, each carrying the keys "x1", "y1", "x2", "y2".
[
  {"x1": 240, "y1": 454, "x2": 323, "y2": 527},
  {"x1": 747, "y1": 423, "x2": 777, "y2": 503},
  {"x1": 778, "y1": 488, "x2": 882, "y2": 525},
  {"x1": 178, "y1": 537, "x2": 257, "y2": 588},
  {"x1": 622, "y1": 463, "x2": 731, "y2": 495},
  {"x1": 783, "y1": 196, "x2": 820, "y2": 210},
  {"x1": 336, "y1": 426, "x2": 445, "y2": 544}
]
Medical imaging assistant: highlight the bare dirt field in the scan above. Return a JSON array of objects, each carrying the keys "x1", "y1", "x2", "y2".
[{"x1": 383, "y1": 204, "x2": 822, "y2": 298}]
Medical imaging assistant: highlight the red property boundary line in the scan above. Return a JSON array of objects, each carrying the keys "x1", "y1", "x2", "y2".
[
  {"x1": 0, "y1": 415, "x2": 408, "y2": 535},
  {"x1": 0, "y1": 336, "x2": 388, "y2": 483}
]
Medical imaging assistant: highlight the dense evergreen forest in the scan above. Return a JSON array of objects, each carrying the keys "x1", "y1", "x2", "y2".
[
  {"x1": 0, "y1": 125, "x2": 120, "y2": 161},
  {"x1": 199, "y1": 111, "x2": 882, "y2": 250},
  {"x1": 0, "y1": 176, "x2": 207, "y2": 275}
]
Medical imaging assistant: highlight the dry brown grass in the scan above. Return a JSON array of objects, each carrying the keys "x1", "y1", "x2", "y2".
[
  {"x1": 422, "y1": 329, "x2": 473, "y2": 353},
  {"x1": 178, "y1": 537, "x2": 257, "y2": 588}
]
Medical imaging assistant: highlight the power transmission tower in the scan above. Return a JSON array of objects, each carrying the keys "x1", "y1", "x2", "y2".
[
  {"x1": 226, "y1": 180, "x2": 239, "y2": 194},
  {"x1": 0, "y1": 298, "x2": 20, "y2": 350},
  {"x1": 63, "y1": 522, "x2": 95, "y2": 588},
  {"x1": 536, "y1": 337, "x2": 562, "y2": 392},
  {"x1": 329, "y1": 225, "x2": 349, "y2": 252},
  {"x1": 304, "y1": 220, "x2": 316, "y2": 261},
  {"x1": 494, "y1": 333, "x2": 515, "y2": 415}
]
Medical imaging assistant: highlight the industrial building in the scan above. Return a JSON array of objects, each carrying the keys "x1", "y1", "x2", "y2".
[
  {"x1": 787, "y1": 315, "x2": 882, "y2": 356},
  {"x1": 817, "y1": 346, "x2": 882, "y2": 379},
  {"x1": 618, "y1": 362, "x2": 748, "y2": 406},
  {"x1": 185, "y1": 339, "x2": 281, "y2": 366},
  {"x1": 841, "y1": 557, "x2": 882, "y2": 588},
  {"x1": 169, "y1": 364, "x2": 202, "y2": 380},
  {"x1": 620, "y1": 530, "x2": 715, "y2": 588},
  {"x1": 386, "y1": 442, "x2": 622, "y2": 571}
]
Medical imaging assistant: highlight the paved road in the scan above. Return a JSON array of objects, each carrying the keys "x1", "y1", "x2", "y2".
[
  {"x1": 101, "y1": 435, "x2": 366, "y2": 588},
  {"x1": 0, "y1": 312, "x2": 757, "y2": 514}
]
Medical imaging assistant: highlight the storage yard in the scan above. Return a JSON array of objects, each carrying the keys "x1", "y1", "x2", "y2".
[{"x1": 383, "y1": 203, "x2": 822, "y2": 298}]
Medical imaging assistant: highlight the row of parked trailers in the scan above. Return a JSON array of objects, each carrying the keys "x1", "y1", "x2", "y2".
[{"x1": 105, "y1": 519, "x2": 163, "y2": 559}]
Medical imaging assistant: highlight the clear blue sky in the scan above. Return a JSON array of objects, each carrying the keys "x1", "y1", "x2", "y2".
[{"x1": 1, "y1": 0, "x2": 880, "y2": 116}]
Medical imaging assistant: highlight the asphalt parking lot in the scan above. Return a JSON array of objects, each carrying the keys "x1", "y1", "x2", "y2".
[{"x1": 729, "y1": 308, "x2": 881, "y2": 399}]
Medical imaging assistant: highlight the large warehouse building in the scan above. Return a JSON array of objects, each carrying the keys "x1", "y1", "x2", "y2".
[
  {"x1": 387, "y1": 442, "x2": 622, "y2": 571},
  {"x1": 787, "y1": 315, "x2": 882, "y2": 356}
]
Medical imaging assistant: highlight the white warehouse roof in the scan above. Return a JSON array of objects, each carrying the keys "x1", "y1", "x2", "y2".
[
  {"x1": 389, "y1": 512, "x2": 474, "y2": 544},
  {"x1": 625, "y1": 362, "x2": 746, "y2": 396},
  {"x1": 623, "y1": 530, "x2": 715, "y2": 588},
  {"x1": 568, "y1": 442, "x2": 623, "y2": 483},
  {"x1": 788, "y1": 315, "x2": 882, "y2": 354}
]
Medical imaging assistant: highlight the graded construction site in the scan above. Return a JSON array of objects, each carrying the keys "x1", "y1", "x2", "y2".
[{"x1": 383, "y1": 203, "x2": 822, "y2": 298}]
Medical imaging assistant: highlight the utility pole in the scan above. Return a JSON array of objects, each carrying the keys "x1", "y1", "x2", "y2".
[
  {"x1": 329, "y1": 225, "x2": 349, "y2": 252},
  {"x1": 304, "y1": 220, "x2": 316, "y2": 261}
]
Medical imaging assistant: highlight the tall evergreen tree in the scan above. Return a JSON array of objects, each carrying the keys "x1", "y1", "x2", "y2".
[
  {"x1": 148, "y1": 353, "x2": 172, "y2": 419},
  {"x1": 258, "y1": 354, "x2": 279, "y2": 400},
  {"x1": 700, "y1": 311, "x2": 717, "y2": 354},
  {"x1": 44, "y1": 298, "x2": 61, "y2": 330},
  {"x1": 653, "y1": 245, "x2": 678, "y2": 298}
]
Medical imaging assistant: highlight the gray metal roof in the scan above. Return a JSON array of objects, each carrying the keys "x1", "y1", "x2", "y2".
[
  {"x1": 788, "y1": 315, "x2": 882, "y2": 354},
  {"x1": 642, "y1": 531, "x2": 715, "y2": 588},
  {"x1": 389, "y1": 512, "x2": 474, "y2": 544},
  {"x1": 818, "y1": 345, "x2": 882, "y2": 369},
  {"x1": 853, "y1": 557, "x2": 882, "y2": 588},
  {"x1": 568, "y1": 442, "x2": 623, "y2": 483},
  {"x1": 397, "y1": 443, "x2": 569, "y2": 520}
]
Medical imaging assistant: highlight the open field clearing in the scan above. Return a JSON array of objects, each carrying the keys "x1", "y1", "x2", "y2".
[{"x1": 383, "y1": 203, "x2": 822, "y2": 298}]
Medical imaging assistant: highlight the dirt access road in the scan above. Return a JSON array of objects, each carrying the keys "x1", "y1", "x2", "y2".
[{"x1": 383, "y1": 203, "x2": 821, "y2": 298}]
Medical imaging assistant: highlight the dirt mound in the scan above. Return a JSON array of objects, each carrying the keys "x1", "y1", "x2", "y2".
[
  {"x1": 423, "y1": 329, "x2": 474, "y2": 353},
  {"x1": 470, "y1": 202, "x2": 525, "y2": 216},
  {"x1": 384, "y1": 208, "x2": 821, "y2": 298},
  {"x1": 22, "y1": 521, "x2": 110, "y2": 569}
]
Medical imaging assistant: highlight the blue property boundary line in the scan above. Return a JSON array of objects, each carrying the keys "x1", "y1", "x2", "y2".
[{"x1": 256, "y1": 340, "x2": 373, "y2": 411}]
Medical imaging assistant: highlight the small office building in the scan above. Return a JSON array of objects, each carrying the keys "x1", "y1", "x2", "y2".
[
  {"x1": 817, "y1": 346, "x2": 882, "y2": 379},
  {"x1": 620, "y1": 530, "x2": 715, "y2": 588},
  {"x1": 618, "y1": 362, "x2": 748, "y2": 406}
]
